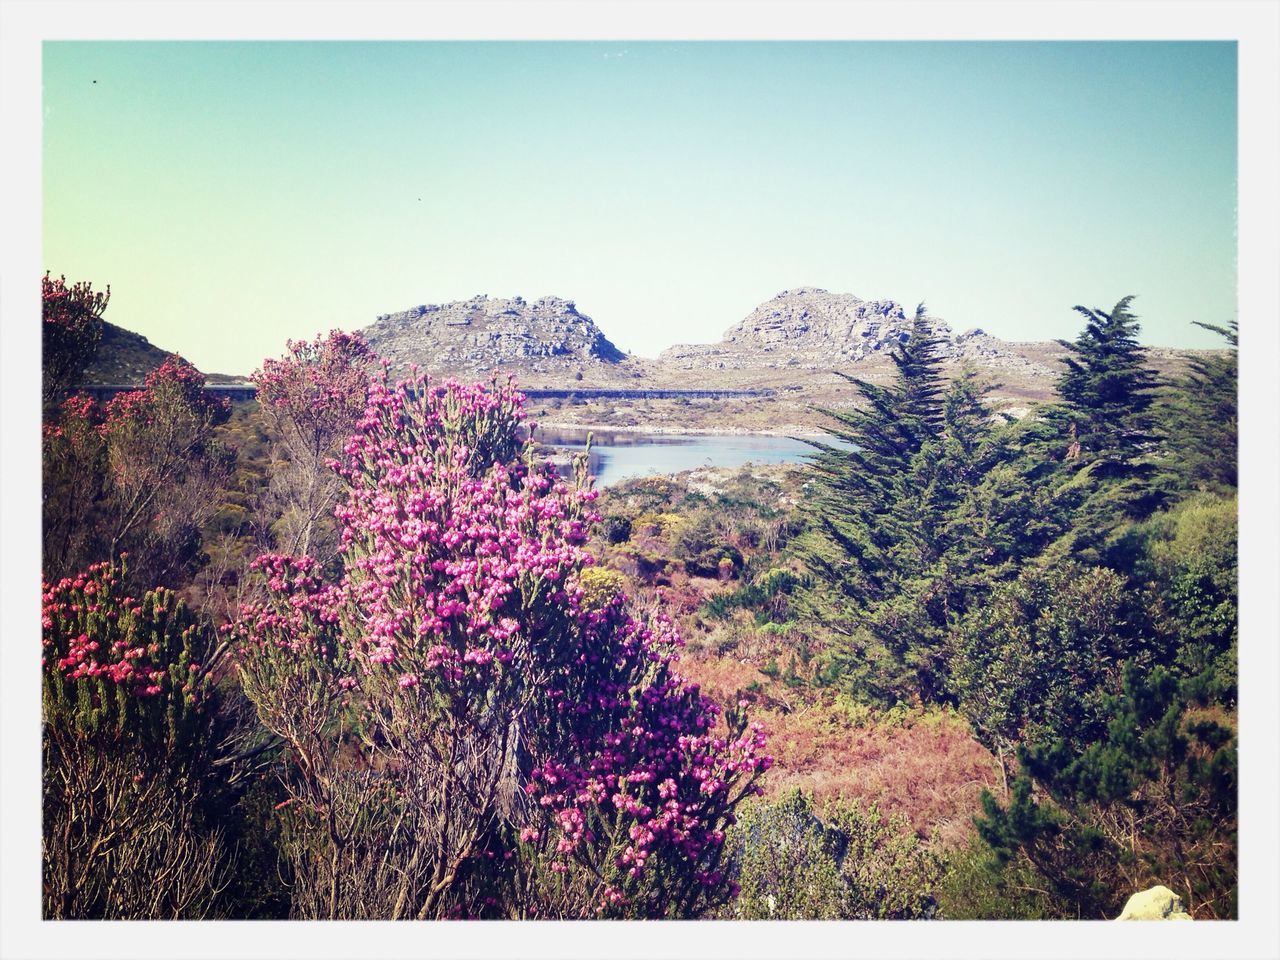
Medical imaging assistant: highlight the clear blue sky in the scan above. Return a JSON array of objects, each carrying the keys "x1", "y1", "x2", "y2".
[{"x1": 43, "y1": 41, "x2": 1237, "y2": 375}]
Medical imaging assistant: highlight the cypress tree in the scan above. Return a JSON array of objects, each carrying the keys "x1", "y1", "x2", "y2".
[
  {"x1": 797, "y1": 306, "x2": 967, "y2": 703},
  {"x1": 1049, "y1": 296, "x2": 1167, "y2": 556},
  {"x1": 1160, "y1": 320, "x2": 1237, "y2": 492},
  {"x1": 799, "y1": 304, "x2": 947, "y2": 611},
  {"x1": 1054, "y1": 295, "x2": 1162, "y2": 479}
]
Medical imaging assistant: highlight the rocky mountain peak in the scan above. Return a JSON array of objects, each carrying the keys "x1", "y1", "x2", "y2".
[
  {"x1": 658, "y1": 288, "x2": 1056, "y2": 383},
  {"x1": 360, "y1": 294, "x2": 628, "y2": 378},
  {"x1": 721, "y1": 288, "x2": 927, "y2": 352}
]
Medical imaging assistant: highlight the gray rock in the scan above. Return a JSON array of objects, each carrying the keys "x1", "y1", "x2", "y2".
[{"x1": 1115, "y1": 885, "x2": 1193, "y2": 920}]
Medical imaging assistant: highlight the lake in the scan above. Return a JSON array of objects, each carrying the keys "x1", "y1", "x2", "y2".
[{"x1": 534, "y1": 427, "x2": 839, "y2": 489}]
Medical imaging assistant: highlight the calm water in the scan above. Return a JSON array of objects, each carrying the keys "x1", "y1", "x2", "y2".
[{"x1": 534, "y1": 427, "x2": 835, "y2": 489}]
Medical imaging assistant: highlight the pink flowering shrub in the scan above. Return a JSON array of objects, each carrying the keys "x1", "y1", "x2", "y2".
[
  {"x1": 42, "y1": 560, "x2": 233, "y2": 918},
  {"x1": 42, "y1": 272, "x2": 109, "y2": 407},
  {"x1": 253, "y1": 332, "x2": 373, "y2": 563},
  {"x1": 231, "y1": 369, "x2": 771, "y2": 918},
  {"x1": 43, "y1": 560, "x2": 216, "y2": 729},
  {"x1": 255, "y1": 330, "x2": 373, "y2": 438},
  {"x1": 42, "y1": 357, "x2": 233, "y2": 587}
]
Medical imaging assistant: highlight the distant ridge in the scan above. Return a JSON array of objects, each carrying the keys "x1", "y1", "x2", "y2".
[
  {"x1": 84, "y1": 288, "x2": 1205, "y2": 413},
  {"x1": 80, "y1": 321, "x2": 243, "y2": 386}
]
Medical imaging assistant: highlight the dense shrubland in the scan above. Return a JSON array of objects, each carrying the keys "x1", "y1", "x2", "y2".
[
  {"x1": 40, "y1": 276, "x2": 1236, "y2": 920},
  {"x1": 41, "y1": 286, "x2": 768, "y2": 918},
  {"x1": 792, "y1": 298, "x2": 1238, "y2": 918}
]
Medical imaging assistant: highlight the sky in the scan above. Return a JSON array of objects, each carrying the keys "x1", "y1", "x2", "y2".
[{"x1": 42, "y1": 41, "x2": 1238, "y2": 376}]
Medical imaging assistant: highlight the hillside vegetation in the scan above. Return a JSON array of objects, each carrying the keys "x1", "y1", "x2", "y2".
[{"x1": 41, "y1": 274, "x2": 1237, "y2": 920}]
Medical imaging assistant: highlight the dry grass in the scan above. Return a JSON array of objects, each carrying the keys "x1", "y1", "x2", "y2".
[
  {"x1": 681, "y1": 652, "x2": 1001, "y2": 850},
  {"x1": 594, "y1": 465, "x2": 1002, "y2": 852}
]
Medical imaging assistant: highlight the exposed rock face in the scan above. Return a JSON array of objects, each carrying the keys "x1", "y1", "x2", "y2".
[
  {"x1": 660, "y1": 288, "x2": 1057, "y2": 382},
  {"x1": 1115, "y1": 885, "x2": 1193, "y2": 920},
  {"x1": 722, "y1": 287, "x2": 916, "y2": 357},
  {"x1": 361, "y1": 295, "x2": 629, "y2": 378}
]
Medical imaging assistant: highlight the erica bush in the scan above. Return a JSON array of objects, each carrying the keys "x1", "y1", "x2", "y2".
[
  {"x1": 42, "y1": 560, "x2": 235, "y2": 918},
  {"x1": 42, "y1": 357, "x2": 233, "y2": 589},
  {"x1": 253, "y1": 330, "x2": 373, "y2": 566},
  {"x1": 230, "y1": 369, "x2": 770, "y2": 919}
]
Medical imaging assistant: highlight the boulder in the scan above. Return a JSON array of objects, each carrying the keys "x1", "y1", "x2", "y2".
[{"x1": 1115, "y1": 885, "x2": 1193, "y2": 920}]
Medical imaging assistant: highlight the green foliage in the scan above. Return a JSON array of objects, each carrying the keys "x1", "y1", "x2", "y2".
[
  {"x1": 948, "y1": 561, "x2": 1144, "y2": 756},
  {"x1": 671, "y1": 510, "x2": 745, "y2": 577},
  {"x1": 701, "y1": 568, "x2": 804, "y2": 622},
  {"x1": 723, "y1": 790, "x2": 942, "y2": 919},
  {"x1": 1157, "y1": 321, "x2": 1237, "y2": 493},
  {"x1": 1050, "y1": 296, "x2": 1168, "y2": 542},
  {"x1": 936, "y1": 838, "x2": 1061, "y2": 919},
  {"x1": 801, "y1": 360, "x2": 1046, "y2": 705},
  {"x1": 799, "y1": 306, "x2": 947, "y2": 614},
  {"x1": 976, "y1": 663, "x2": 1237, "y2": 918},
  {"x1": 797, "y1": 291, "x2": 1236, "y2": 917},
  {"x1": 1128, "y1": 493, "x2": 1238, "y2": 701},
  {"x1": 42, "y1": 560, "x2": 238, "y2": 918},
  {"x1": 1055, "y1": 296, "x2": 1162, "y2": 476}
]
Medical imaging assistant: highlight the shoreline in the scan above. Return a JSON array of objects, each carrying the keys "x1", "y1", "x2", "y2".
[{"x1": 532, "y1": 419, "x2": 829, "y2": 440}]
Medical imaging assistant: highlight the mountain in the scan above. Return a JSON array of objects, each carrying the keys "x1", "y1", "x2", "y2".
[
  {"x1": 659, "y1": 287, "x2": 1058, "y2": 384},
  {"x1": 360, "y1": 295, "x2": 641, "y2": 382},
  {"x1": 80, "y1": 321, "x2": 243, "y2": 385}
]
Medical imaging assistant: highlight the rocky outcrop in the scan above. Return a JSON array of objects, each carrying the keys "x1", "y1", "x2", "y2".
[
  {"x1": 659, "y1": 288, "x2": 1057, "y2": 382},
  {"x1": 361, "y1": 295, "x2": 630, "y2": 378},
  {"x1": 1115, "y1": 885, "x2": 1193, "y2": 920},
  {"x1": 720, "y1": 287, "x2": 918, "y2": 358}
]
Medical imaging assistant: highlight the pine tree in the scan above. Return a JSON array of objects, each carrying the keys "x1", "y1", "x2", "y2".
[
  {"x1": 799, "y1": 304, "x2": 946, "y2": 612},
  {"x1": 977, "y1": 662, "x2": 1237, "y2": 918},
  {"x1": 1056, "y1": 297, "x2": 1161, "y2": 466}
]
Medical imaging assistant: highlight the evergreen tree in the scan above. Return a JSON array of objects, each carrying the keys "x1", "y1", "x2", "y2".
[
  {"x1": 798, "y1": 304, "x2": 946, "y2": 613},
  {"x1": 1048, "y1": 296, "x2": 1167, "y2": 558},
  {"x1": 1159, "y1": 320, "x2": 1237, "y2": 492},
  {"x1": 1055, "y1": 295, "x2": 1162, "y2": 475},
  {"x1": 796, "y1": 306, "x2": 950, "y2": 700},
  {"x1": 976, "y1": 662, "x2": 1237, "y2": 918},
  {"x1": 798, "y1": 313, "x2": 1034, "y2": 703}
]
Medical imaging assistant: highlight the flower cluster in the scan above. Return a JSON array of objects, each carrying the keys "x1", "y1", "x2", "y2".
[
  {"x1": 42, "y1": 559, "x2": 214, "y2": 750},
  {"x1": 43, "y1": 393, "x2": 100, "y2": 443},
  {"x1": 232, "y1": 554, "x2": 343, "y2": 654},
  {"x1": 231, "y1": 368, "x2": 771, "y2": 917},
  {"x1": 43, "y1": 272, "x2": 110, "y2": 331},
  {"x1": 254, "y1": 330, "x2": 372, "y2": 445},
  {"x1": 103, "y1": 356, "x2": 227, "y2": 431}
]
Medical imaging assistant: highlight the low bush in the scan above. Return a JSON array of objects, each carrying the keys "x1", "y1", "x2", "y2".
[{"x1": 721, "y1": 790, "x2": 942, "y2": 919}]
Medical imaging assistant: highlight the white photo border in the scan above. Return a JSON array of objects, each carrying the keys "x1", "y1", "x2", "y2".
[{"x1": 2, "y1": 3, "x2": 1276, "y2": 959}]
